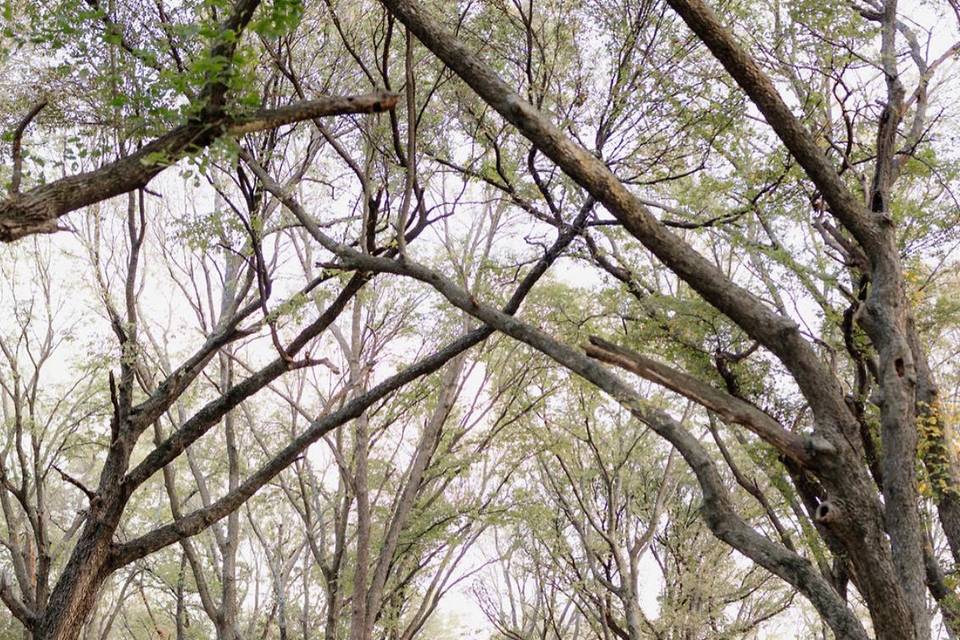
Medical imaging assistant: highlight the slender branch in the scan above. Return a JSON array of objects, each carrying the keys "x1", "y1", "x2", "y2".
[
  {"x1": 9, "y1": 99, "x2": 48, "y2": 195},
  {"x1": 0, "y1": 572, "x2": 36, "y2": 628},
  {"x1": 83, "y1": 0, "x2": 163, "y2": 71},
  {"x1": 122, "y1": 273, "x2": 367, "y2": 491},
  {"x1": 52, "y1": 465, "x2": 96, "y2": 502}
]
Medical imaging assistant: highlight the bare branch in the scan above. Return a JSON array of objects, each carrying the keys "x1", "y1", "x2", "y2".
[
  {"x1": 9, "y1": 99, "x2": 48, "y2": 195},
  {"x1": 52, "y1": 465, "x2": 96, "y2": 502},
  {"x1": 122, "y1": 273, "x2": 367, "y2": 491},
  {"x1": 113, "y1": 154, "x2": 592, "y2": 566},
  {"x1": 0, "y1": 572, "x2": 36, "y2": 628}
]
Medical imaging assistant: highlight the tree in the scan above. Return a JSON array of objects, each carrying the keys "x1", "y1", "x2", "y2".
[{"x1": 3, "y1": 0, "x2": 960, "y2": 639}]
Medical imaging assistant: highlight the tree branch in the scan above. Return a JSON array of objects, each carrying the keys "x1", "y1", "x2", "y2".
[
  {"x1": 110, "y1": 326, "x2": 481, "y2": 567},
  {"x1": 663, "y1": 0, "x2": 881, "y2": 251},
  {"x1": 113, "y1": 156, "x2": 591, "y2": 567},
  {"x1": 583, "y1": 336, "x2": 832, "y2": 466},
  {"x1": 0, "y1": 92, "x2": 397, "y2": 242},
  {"x1": 9, "y1": 99, "x2": 48, "y2": 195},
  {"x1": 52, "y1": 464, "x2": 96, "y2": 502},
  {"x1": 297, "y1": 241, "x2": 869, "y2": 640},
  {"x1": 0, "y1": 572, "x2": 36, "y2": 629},
  {"x1": 121, "y1": 272, "x2": 367, "y2": 491},
  {"x1": 374, "y1": 0, "x2": 862, "y2": 462}
]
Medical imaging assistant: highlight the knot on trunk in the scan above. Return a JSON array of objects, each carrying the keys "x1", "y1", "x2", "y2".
[{"x1": 815, "y1": 499, "x2": 841, "y2": 524}]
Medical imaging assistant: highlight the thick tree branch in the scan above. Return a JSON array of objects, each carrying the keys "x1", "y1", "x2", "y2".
[
  {"x1": 228, "y1": 96, "x2": 397, "y2": 134},
  {"x1": 0, "y1": 92, "x2": 398, "y2": 242},
  {"x1": 198, "y1": 0, "x2": 263, "y2": 116},
  {"x1": 374, "y1": 0, "x2": 862, "y2": 461},
  {"x1": 663, "y1": 0, "x2": 881, "y2": 252},
  {"x1": 584, "y1": 336, "x2": 832, "y2": 466},
  {"x1": 369, "y1": 9, "x2": 926, "y2": 635}
]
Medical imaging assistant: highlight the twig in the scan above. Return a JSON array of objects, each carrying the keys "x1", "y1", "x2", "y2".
[{"x1": 52, "y1": 464, "x2": 97, "y2": 502}]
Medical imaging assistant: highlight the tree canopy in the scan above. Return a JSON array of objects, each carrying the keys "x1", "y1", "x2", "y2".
[{"x1": 2, "y1": 0, "x2": 960, "y2": 638}]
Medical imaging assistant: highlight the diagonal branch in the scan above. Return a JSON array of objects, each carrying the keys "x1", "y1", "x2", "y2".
[
  {"x1": 583, "y1": 336, "x2": 832, "y2": 466},
  {"x1": 127, "y1": 298, "x2": 260, "y2": 431},
  {"x1": 110, "y1": 327, "x2": 483, "y2": 567},
  {"x1": 375, "y1": 0, "x2": 860, "y2": 458},
  {"x1": 0, "y1": 93, "x2": 397, "y2": 242},
  {"x1": 122, "y1": 273, "x2": 367, "y2": 491},
  {"x1": 663, "y1": 0, "x2": 880, "y2": 251},
  {"x1": 0, "y1": 572, "x2": 37, "y2": 629},
  {"x1": 199, "y1": 0, "x2": 263, "y2": 117},
  {"x1": 290, "y1": 241, "x2": 868, "y2": 640},
  {"x1": 52, "y1": 464, "x2": 96, "y2": 502},
  {"x1": 113, "y1": 157, "x2": 591, "y2": 568}
]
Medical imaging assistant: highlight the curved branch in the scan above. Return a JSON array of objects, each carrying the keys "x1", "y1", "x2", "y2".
[
  {"x1": 9, "y1": 99, "x2": 48, "y2": 195},
  {"x1": 0, "y1": 572, "x2": 36, "y2": 629}
]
